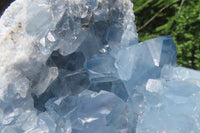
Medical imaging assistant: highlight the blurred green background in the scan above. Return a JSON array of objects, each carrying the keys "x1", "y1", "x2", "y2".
[{"x1": 132, "y1": 0, "x2": 200, "y2": 70}]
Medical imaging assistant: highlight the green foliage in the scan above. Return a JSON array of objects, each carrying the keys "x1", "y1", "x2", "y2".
[{"x1": 132, "y1": 0, "x2": 200, "y2": 70}]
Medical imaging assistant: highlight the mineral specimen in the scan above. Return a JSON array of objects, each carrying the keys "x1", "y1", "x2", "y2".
[{"x1": 0, "y1": 0, "x2": 200, "y2": 133}]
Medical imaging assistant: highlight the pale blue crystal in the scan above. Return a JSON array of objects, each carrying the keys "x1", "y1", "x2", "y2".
[
  {"x1": 0, "y1": 0, "x2": 200, "y2": 133},
  {"x1": 86, "y1": 54, "x2": 118, "y2": 80}
]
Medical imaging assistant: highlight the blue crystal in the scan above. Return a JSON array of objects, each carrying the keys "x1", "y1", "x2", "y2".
[
  {"x1": 0, "y1": 0, "x2": 200, "y2": 132},
  {"x1": 86, "y1": 54, "x2": 118, "y2": 80}
]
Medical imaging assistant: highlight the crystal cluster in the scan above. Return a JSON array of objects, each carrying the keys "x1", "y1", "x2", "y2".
[{"x1": 0, "y1": 0, "x2": 200, "y2": 133}]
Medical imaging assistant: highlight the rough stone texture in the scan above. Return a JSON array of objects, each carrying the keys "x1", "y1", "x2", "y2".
[{"x1": 0, "y1": 0, "x2": 200, "y2": 133}]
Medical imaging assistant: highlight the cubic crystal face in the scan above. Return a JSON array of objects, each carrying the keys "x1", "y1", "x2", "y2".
[{"x1": 0, "y1": 0, "x2": 200, "y2": 133}]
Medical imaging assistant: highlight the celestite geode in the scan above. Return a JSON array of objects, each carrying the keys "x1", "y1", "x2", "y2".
[{"x1": 0, "y1": 0, "x2": 200, "y2": 133}]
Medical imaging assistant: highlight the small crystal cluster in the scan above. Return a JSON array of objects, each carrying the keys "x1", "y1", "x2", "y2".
[{"x1": 0, "y1": 0, "x2": 200, "y2": 133}]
